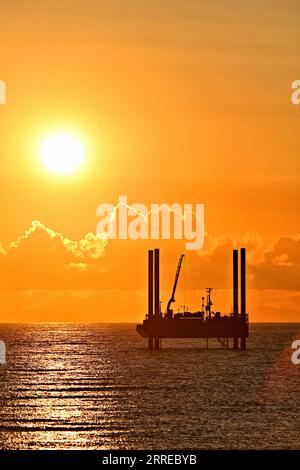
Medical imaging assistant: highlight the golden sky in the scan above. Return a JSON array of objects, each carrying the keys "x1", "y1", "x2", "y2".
[{"x1": 0, "y1": 1, "x2": 300, "y2": 322}]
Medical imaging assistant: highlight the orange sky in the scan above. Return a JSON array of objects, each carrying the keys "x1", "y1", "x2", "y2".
[{"x1": 0, "y1": 1, "x2": 300, "y2": 322}]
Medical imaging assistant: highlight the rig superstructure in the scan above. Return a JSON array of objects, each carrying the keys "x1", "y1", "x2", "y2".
[{"x1": 136, "y1": 248, "x2": 249, "y2": 350}]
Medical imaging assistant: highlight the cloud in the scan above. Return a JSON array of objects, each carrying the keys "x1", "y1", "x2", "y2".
[
  {"x1": 251, "y1": 236, "x2": 300, "y2": 290},
  {"x1": 0, "y1": 242, "x2": 6, "y2": 257},
  {"x1": 0, "y1": 221, "x2": 109, "y2": 290},
  {"x1": 8, "y1": 220, "x2": 107, "y2": 260},
  {"x1": 67, "y1": 262, "x2": 89, "y2": 272},
  {"x1": 198, "y1": 231, "x2": 264, "y2": 264},
  {"x1": 188, "y1": 232, "x2": 300, "y2": 291},
  {"x1": 187, "y1": 231, "x2": 264, "y2": 289},
  {"x1": 1, "y1": 221, "x2": 300, "y2": 293},
  {"x1": 273, "y1": 254, "x2": 291, "y2": 267},
  {"x1": 0, "y1": 223, "x2": 300, "y2": 321}
]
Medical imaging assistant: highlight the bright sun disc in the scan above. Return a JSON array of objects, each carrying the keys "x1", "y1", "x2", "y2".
[{"x1": 41, "y1": 132, "x2": 84, "y2": 174}]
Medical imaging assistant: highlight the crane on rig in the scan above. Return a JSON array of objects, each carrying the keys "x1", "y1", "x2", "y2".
[{"x1": 165, "y1": 254, "x2": 185, "y2": 318}]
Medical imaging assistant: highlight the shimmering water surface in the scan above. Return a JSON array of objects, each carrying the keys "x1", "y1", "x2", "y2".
[{"x1": 0, "y1": 323, "x2": 299, "y2": 449}]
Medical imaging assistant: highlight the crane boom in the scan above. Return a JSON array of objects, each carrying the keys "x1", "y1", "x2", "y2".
[{"x1": 166, "y1": 254, "x2": 185, "y2": 315}]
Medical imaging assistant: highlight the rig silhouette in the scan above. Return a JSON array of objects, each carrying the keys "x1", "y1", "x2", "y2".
[{"x1": 136, "y1": 248, "x2": 249, "y2": 350}]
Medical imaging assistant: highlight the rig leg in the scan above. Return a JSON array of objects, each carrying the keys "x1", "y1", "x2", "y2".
[
  {"x1": 233, "y1": 337, "x2": 239, "y2": 350},
  {"x1": 240, "y1": 338, "x2": 246, "y2": 350},
  {"x1": 148, "y1": 338, "x2": 154, "y2": 350},
  {"x1": 226, "y1": 338, "x2": 229, "y2": 349},
  {"x1": 154, "y1": 338, "x2": 160, "y2": 350}
]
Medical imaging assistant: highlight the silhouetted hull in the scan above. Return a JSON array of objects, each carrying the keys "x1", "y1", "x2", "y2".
[{"x1": 136, "y1": 316, "x2": 248, "y2": 339}]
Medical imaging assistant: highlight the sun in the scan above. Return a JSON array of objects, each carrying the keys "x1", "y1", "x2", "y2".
[{"x1": 40, "y1": 132, "x2": 85, "y2": 174}]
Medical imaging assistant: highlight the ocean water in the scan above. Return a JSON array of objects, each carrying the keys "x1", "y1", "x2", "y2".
[{"x1": 0, "y1": 323, "x2": 299, "y2": 450}]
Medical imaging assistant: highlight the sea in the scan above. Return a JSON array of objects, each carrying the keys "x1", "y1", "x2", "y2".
[{"x1": 0, "y1": 323, "x2": 299, "y2": 450}]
